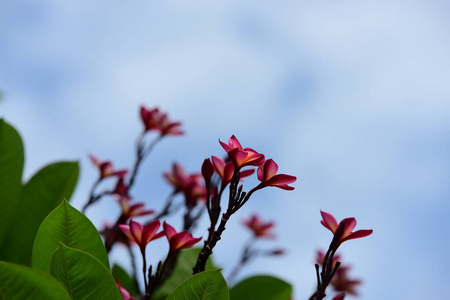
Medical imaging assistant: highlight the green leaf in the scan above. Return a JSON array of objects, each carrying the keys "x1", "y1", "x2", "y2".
[
  {"x1": 166, "y1": 269, "x2": 229, "y2": 300},
  {"x1": 0, "y1": 261, "x2": 70, "y2": 300},
  {"x1": 112, "y1": 264, "x2": 140, "y2": 296},
  {"x1": 32, "y1": 199, "x2": 110, "y2": 272},
  {"x1": 50, "y1": 244, "x2": 121, "y2": 300},
  {"x1": 230, "y1": 275, "x2": 292, "y2": 300},
  {"x1": 0, "y1": 119, "x2": 24, "y2": 249},
  {"x1": 1, "y1": 161, "x2": 79, "y2": 265},
  {"x1": 153, "y1": 248, "x2": 218, "y2": 299}
]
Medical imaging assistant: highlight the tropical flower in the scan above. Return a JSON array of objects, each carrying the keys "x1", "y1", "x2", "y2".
[
  {"x1": 256, "y1": 159, "x2": 296, "y2": 190},
  {"x1": 219, "y1": 135, "x2": 265, "y2": 168},
  {"x1": 242, "y1": 214, "x2": 275, "y2": 239},
  {"x1": 331, "y1": 266, "x2": 361, "y2": 296},
  {"x1": 320, "y1": 211, "x2": 373, "y2": 249},
  {"x1": 163, "y1": 222, "x2": 202, "y2": 253},
  {"x1": 119, "y1": 219, "x2": 164, "y2": 253},
  {"x1": 140, "y1": 105, "x2": 183, "y2": 136},
  {"x1": 117, "y1": 197, "x2": 154, "y2": 219},
  {"x1": 89, "y1": 154, "x2": 128, "y2": 179}
]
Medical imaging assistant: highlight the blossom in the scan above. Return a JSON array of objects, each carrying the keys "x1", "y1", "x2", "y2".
[
  {"x1": 256, "y1": 159, "x2": 296, "y2": 190},
  {"x1": 117, "y1": 197, "x2": 154, "y2": 219},
  {"x1": 163, "y1": 222, "x2": 202, "y2": 253},
  {"x1": 331, "y1": 267, "x2": 361, "y2": 296},
  {"x1": 89, "y1": 154, "x2": 128, "y2": 179},
  {"x1": 219, "y1": 135, "x2": 265, "y2": 168},
  {"x1": 113, "y1": 177, "x2": 129, "y2": 199},
  {"x1": 183, "y1": 181, "x2": 207, "y2": 207},
  {"x1": 316, "y1": 249, "x2": 341, "y2": 269},
  {"x1": 119, "y1": 219, "x2": 164, "y2": 253},
  {"x1": 242, "y1": 214, "x2": 275, "y2": 239},
  {"x1": 320, "y1": 211, "x2": 373, "y2": 249},
  {"x1": 140, "y1": 105, "x2": 183, "y2": 136}
]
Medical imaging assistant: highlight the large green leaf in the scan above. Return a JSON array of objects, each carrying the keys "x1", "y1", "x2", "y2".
[
  {"x1": 32, "y1": 199, "x2": 110, "y2": 272},
  {"x1": 112, "y1": 264, "x2": 140, "y2": 296},
  {"x1": 166, "y1": 269, "x2": 229, "y2": 300},
  {"x1": 50, "y1": 244, "x2": 121, "y2": 300},
  {"x1": 0, "y1": 119, "x2": 24, "y2": 249},
  {"x1": 1, "y1": 162, "x2": 79, "y2": 265},
  {"x1": 230, "y1": 275, "x2": 292, "y2": 300},
  {"x1": 0, "y1": 261, "x2": 70, "y2": 300},
  {"x1": 153, "y1": 247, "x2": 218, "y2": 300}
]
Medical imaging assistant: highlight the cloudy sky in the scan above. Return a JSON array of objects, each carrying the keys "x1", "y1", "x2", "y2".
[{"x1": 1, "y1": 1, "x2": 449, "y2": 299}]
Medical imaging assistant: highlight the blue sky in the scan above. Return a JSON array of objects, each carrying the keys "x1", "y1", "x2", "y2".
[{"x1": 1, "y1": 1, "x2": 449, "y2": 299}]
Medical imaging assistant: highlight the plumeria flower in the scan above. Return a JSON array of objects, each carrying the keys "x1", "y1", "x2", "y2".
[
  {"x1": 119, "y1": 219, "x2": 164, "y2": 253},
  {"x1": 331, "y1": 266, "x2": 361, "y2": 296},
  {"x1": 163, "y1": 222, "x2": 202, "y2": 253},
  {"x1": 219, "y1": 135, "x2": 265, "y2": 168},
  {"x1": 256, "y1": 159, "x2": 296, "y2": 190},
  {"x1": 242, "y1": 214, "x2": 275, "y2": 239},
  {"x1": 164, "y1": 162, "x2": 201, "y2": 192},
  {"x1": 89, "y1": 154, "x2": 128, "y2": 179},
  {"x1": 320, "y1": 211, "x2": 373, "y2": 249},
  {"x1": 140, "y1": 105, "x2": 183, "y2": 136},
  {"x1": 183, "y1": 181, "x2": 207, "y2": 207},
  {"x1": 159, "y1": 113, "x2": 184, "y2": 136},
  {"x1": 140, "y1": 106, "x2": 162, "y2": 132},
  {"x1": 117, "y1": 197, "x2": 154, "y2": 219}
]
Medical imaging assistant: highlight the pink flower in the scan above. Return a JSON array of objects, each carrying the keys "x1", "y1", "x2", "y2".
[
  {"x1": 89, "y1": 154, "x2": 128, "y2": 179},
  {"x1": 242, "y1": 214, "x2": 275, "y2": 239},
  {"x1": 320, "y1": 211, "x2": 373, "y2": 248},
  {"x1": 117, "y1": 197, "x2": 154, "y2": 219},
  {"x1": 163, "y1": 162, "x2": 191, "y2": 192},
  {"x1": 256, "y1": 159, "x2": 296, "y2": 190},
  {"x1": 331, "y1": 266, "x2": 361, "y2": 296},
  {"x1": 119, "y1": 219, "x2": 164, "y2": 253},
  {"x1": 219, "y1": 135, "x2": 265, "y2": 168},
  {"x1": 140, "y1": 105, "x2": 183, "y2": 136},
  {"x1": 163, "y1": 222, "x2": 202, "y2": 253}
]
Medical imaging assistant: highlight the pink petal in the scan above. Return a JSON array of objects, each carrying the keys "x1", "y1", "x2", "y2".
[
  {"x1": 119, "y1": 225, "x2": 133, "y2": 241},
  {"x1": 341, "y1": 218, "x2": 357, "y2": 238},
  {"x1": 240, "y1": 169, "x2": 255, "y2": 178},
  {"x1": 228, "y1": 135, "x2": 243, "y2": 150},
  {"x1": 265, "y1": 174, "x2": 296, "y2": 188},
  {"x1": 163, "y1": 222, "x2": 177, "y2": 240},
  {"x1": 142, "y1": 219, "x2": 160, "y2": 244},
  {"x1": 342, "y1": 229, "x2": 373, "y2": 242},
  {"x1": 263, "y1": 159, "x2": 279, "y2": 181},
  {"x1": 219, "y1": 140, "x2": 234, "y2": 153},
  {"x1": 88, "y1": 154, "x2": 100, "y2": 166},
  {"x1": 320, "y1": 211, "x2": 339, "y2": 233},
  {"x1": 257, "y1": 167, "x2": 263, "y2": 181},
  {"x1": 129, "y1": 220, "x2": 144, "y2": 245},
  {"x1": 212, "y1": 156, "x2": 226, "y2": 175}
]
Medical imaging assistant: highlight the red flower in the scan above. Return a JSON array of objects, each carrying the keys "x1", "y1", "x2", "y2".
[
  {"x1": 117, "y1": 197, "x2": 154, "y2": 219},
  {"x1": 119, "y1": 219, "x2": 164, "y2": 253},
  {"x1": 320, "y1": 211, "x2": 373, "y2": 249},
  {"x1": 183, "y1": 181, "x2": 207, "y2": 207},
  {"x1": 256, "y1": 159, "x2": 296, "y2": 190},
  {"x1": 331, "y1": 267, "x2": 361, "y2": 296},
  {"x1": 140, "y1": 106, "x2": 183, "y2": 136},
  {"x1": 89, "y1": 154, "x2": 128, "y2": 179},
  {"x1": 219, "y1": 135, "x2": 265, "y2": 168},
  {"x1": 163, "y1": 222, "x2": 202, "y2": 253},
  {"x1": 242, "y1": 214, "x2": 275, "y2": 239}
]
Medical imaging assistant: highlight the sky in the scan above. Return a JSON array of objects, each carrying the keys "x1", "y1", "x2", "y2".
[{"x1": 1, "y1": 1, "x2": 450, "y2": 299}]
